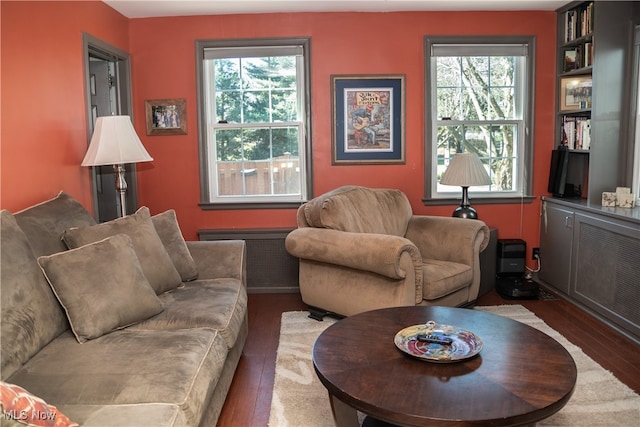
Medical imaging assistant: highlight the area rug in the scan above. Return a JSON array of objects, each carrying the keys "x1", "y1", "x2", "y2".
[{"x1": 268, "y1": 305, "x2": 640, "y2": 426}]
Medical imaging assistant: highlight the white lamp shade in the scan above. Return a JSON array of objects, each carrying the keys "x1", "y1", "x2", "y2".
[
  {"x1": 440, "y1": 152, "x2": 491, "y2": 187},
  {"x1": 82, "y1": 116, "x2": 153, "y2": 166}
]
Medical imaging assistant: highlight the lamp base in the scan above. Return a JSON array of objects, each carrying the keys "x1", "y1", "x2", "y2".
[
  {"x1": 452, "y1": 186, "x2": 480, "y2": 219},
  {"x1": 452, "y1": 205, "x2": 479, "y2": 220},
  {"x1": 113, "y1": 164, "x2": 128, "y2": 218}
]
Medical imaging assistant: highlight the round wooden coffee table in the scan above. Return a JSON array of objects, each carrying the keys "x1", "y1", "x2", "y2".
[{"x1": 312, "y1": 306, "x2": 576, "y2": 426}]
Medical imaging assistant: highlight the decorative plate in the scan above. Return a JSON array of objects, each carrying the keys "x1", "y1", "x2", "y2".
[{"x1": 394, "y1": 321, "x2": 483, "y2": 363}]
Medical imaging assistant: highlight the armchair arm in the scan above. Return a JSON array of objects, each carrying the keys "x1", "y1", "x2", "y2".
[
  {"x1": 405, "y1": 216, "x2": 489, "y2": 266},
  {"x1": 285, "y1": 227, "x2": 422, "y2": 281},
  {"x1": 186, "y1": 240, "x2": 246, "y2": 286}
]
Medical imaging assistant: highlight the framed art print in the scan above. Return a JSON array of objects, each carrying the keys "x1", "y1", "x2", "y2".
[
  {"x1": 559, "y1": 76, "x2": 592, "y2": 111},
  {"x1": 145, "y1": 98, "x2": 187, "y2": 135},
  {"x1": 331, "y1": 75, "x2": 405, "y2": 164}
]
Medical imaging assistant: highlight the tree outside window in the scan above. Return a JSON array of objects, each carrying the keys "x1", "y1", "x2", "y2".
[
  {"x1": 196, "y1": 39, "x2": 311, "y2": 207},
  {"x1": 425, "y1": 36, "x2": 535, "y2": 203}
]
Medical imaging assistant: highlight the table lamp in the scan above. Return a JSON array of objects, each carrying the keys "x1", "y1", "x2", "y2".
[
  {"x1": 440, "y1": 152, "x2": 491, "y2": 219},
  {"x1": 82, "y1": 115, "x2": 153, "y2": 217}
]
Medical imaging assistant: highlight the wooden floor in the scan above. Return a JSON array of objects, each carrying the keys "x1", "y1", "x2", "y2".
[{"x1": 216, "y1": 289, "x2": 640, "y2": 427}]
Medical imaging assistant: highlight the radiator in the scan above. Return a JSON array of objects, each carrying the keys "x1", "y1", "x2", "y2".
[
  {"x1": 198, "y1": 228, "x2": 299, "y2": 293},
  {"x1": 572, "y1": 214, "x2": 640, "y2": 340}
]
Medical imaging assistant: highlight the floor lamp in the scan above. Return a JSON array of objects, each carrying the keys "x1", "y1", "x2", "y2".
[
  {"x1": 440, "y1": 152, "x2": 491, "y2": 220},
  {"x1": 82, "y1": 116, "x2": 153, "y2": 218}
]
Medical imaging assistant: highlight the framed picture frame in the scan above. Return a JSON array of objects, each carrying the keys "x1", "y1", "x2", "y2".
[
  {"x1": 331, "y1": 75, "x2": 405, "y2": 164},
  {"x1": 145, "y1": 98, "x2": 187, "y2": 135},
  {"x1": 559, "y1": 76, "x2": 592, "y2": 111},
  {"x1": 562, "y1": 47, "x2": 579, "y2": 72}
]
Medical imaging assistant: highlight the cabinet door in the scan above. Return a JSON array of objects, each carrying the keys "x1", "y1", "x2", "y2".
[{"x1": 539, "y1": 202, "x2": 574, "y2": 294}]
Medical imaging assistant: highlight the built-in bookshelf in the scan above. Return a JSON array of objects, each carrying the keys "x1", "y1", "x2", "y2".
[
  {"x1": 553, "y1": 1, "x2": 636, "y2": 204},
  {"x1": 557, "y1": 1, "x2": 593, "y2": 156},
  {"x1": 542, "y1": 1, "x2": 640, "y2": 344}
]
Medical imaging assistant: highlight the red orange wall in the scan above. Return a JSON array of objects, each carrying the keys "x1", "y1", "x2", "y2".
[
  {"x1": 1, "y1": 1, "x2": 129, "y2": 212},
  {"x1": 1, "y1": 4, "x2": 556, "y2": 266},
  {"x1": 130, "y1": 11, "x2": 556, "y2": 262}
]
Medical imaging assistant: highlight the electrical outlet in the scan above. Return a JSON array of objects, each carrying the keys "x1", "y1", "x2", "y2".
[{"x1": 532, "y1": 248, "x2": 540, "y2": 260}]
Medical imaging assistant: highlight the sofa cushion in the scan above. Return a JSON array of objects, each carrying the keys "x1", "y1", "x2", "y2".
[
  {"x1": 62, "y1": 207, "x2": 182, "y2": 294},
  {"x1": 422, "y1": 259, "x2": 473, "y2": 300},
  {"x1": 13, "y1": 191, "x2": 97, "y2": 257},
  {"x1": 54, "y1": 404, "x2": 189, "y2": 427},
  {"x1": 151, "y1": 209, "x2": 198, "y2": 282},
  {"x1": 0, "y1": 381, "x2": 79, "y2": 427},
  {"x1": 302, "y1": 186, "x2": 412, "y2": 236},
  {"x1": 0, "y1": 210, "x2": 68, "y2": 380},
  {"x1": 38, "y1": 234, "x2": 164, "y2": 343},
  {"x1": 130, "y1": 278, "x2": 247, "y2": 350},
  {"x1": 7, "y1": 328, "x2": 228, "y2": 427}
]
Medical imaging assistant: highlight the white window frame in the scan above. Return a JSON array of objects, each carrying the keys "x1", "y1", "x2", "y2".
[
  {"x1": 195, "y1": 38, "x2": 311, "y2": 208},
  {"x1": 423, "y1": 36, "x2": 535, "y2": 205}
]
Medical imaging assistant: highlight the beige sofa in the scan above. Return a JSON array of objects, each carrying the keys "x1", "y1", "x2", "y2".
[
  {"x1": 285, "y1": 186, "x2": 490, "y2": 319},
  {"x1": 1, "y1": 192, "x2": 247, "y2": 427}
]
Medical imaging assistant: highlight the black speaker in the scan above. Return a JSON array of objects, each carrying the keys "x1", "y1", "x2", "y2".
[{"x1": 497, "y1": 239, "x2": 526, "y2": 277}]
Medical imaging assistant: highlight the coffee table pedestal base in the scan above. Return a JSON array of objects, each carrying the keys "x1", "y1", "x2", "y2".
[
  {"x1": 329, "y1": 393, "x2": 359, "y2": 427},
  {"x1": 329, "y1": 392, "x2": 539, "y2": 427}
]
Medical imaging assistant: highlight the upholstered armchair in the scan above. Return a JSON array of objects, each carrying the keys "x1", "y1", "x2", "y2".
[{"x1": 285, "y1": 186, "x2": 490, "y2": 319}]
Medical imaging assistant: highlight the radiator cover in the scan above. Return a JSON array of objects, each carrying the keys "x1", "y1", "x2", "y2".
[
  {"x1": 198, "y1": 228, "x2": 299, "y2": 293},
  {"x1": 572, "y1": 213, "x2": 640, "y2": 340}
]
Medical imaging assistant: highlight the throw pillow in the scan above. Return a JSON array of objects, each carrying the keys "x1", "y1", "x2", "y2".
[
  {"x1": 151, "y1": 209, "x2": 198, "y2": 281},
  {"x1": 38, "y1": 234, "x2": 163, "y2": 343},
  {"x1": 0, "y1": 381, "x2": 78, "y2": 427},
  {"x1": 62, "y1": 207, "x2": 182, "y2": 294},
  {"x1": 13, "y1": 191, "x2": 97, "y2": 257}
]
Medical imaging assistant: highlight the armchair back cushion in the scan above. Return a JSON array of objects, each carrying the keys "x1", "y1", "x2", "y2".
[{"x1": 300, "y1": 185, "x2": 412, "y2": 236}]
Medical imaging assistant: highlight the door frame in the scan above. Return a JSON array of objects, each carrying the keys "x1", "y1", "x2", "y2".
[{"x1": 82, "y1": 33, "x2": 138, "y2": 222}]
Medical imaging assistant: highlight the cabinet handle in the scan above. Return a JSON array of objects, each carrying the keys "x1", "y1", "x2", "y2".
[{"x1": 565, "y1": 216, "x2": 572, "y2": 229}]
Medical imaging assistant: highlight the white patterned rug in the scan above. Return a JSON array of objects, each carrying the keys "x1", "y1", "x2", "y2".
[{"x1": 269, "y1": 305, "x2": 640, "y2": 426}]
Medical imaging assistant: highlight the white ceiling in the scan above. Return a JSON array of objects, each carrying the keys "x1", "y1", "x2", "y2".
[{"x1": 104, "y1": 0, "x2": 571, "y2": 19}]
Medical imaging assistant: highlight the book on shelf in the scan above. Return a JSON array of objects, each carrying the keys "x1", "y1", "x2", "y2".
[
  {"x1": 584, "y1": 41, "x2": 593, "y2": 67},
  {"x1": 561, "y1": 116, "x2": 591, "y2": 150},
  {"x1": 563, "y1": 2, "x2": 594, "y2": 43}
]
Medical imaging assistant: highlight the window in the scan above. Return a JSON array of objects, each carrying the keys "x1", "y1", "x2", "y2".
[
  {"x1": 424, "y1": 36, "x2": 535, "y2": 203},
  {"x1": 196, "y1": 38, "x2": 311, "y2": 208}
]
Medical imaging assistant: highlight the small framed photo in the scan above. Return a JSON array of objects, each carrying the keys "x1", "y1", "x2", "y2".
[
  {"x1": 145, "y1": 98, "x2": 187, "y2": 135},
  {"x1": 331, "y1": 74, "x2": 405, "y2": 164},
  {"x1": 560, "y1": 76, "x2": 592, "y2": 111},
  {"x1": 562, "y1": 48, "x2": 579, "y2": 72}
]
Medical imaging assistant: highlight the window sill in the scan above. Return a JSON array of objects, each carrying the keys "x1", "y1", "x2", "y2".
[
  {"x1": 199, "y1": 201, "x2": 304, "y2": 210},
  {"x1": 422, "y1": 196, "x2": 536, "y2": 206}
]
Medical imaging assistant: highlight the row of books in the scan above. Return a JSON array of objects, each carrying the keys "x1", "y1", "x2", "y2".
[
  {"x1": 562, "y1": 42, "x2": 594, "y2": 72},
  {"x1": 561, "y1": 116, "x2": 591, "y2": 150},
  {"x1": 564, "y1": 2, "x2": 594, "y2": 43}
]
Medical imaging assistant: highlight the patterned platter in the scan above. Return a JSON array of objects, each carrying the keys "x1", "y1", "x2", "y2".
[{"x1": 394, "y1": 321, "x2": 483, "y2": 363}]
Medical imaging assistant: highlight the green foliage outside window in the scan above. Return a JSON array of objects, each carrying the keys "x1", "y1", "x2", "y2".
[{"x1": 213, "y1": 56, "x2": 299, "y2": 162}]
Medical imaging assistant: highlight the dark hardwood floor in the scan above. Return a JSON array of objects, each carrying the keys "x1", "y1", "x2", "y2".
[{"x1": 216, "y1": 289, "x2": 640, "y2": 427}]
